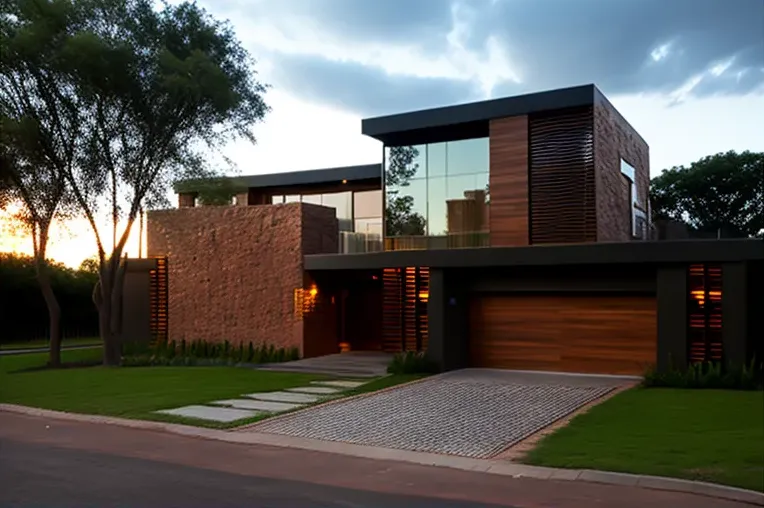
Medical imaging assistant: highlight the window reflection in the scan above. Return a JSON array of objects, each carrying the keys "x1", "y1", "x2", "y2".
[
  {"x1": 383, "y1": 138, "x2": 489, "y2": 248},
  {"x1": 321, "y1": 191, "x2": 351, "y2": 220}
]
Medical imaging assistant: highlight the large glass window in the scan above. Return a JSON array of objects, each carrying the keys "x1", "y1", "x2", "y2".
[
  {"x1": 321, "y1": 191, "x2": 352, "y2": 220},
  {"x1": 384, "y1": 138, "x2": 489, "y2": 245}
]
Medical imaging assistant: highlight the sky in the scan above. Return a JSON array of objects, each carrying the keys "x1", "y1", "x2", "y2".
[{"x1": 1, "y1": 0, "x2": 763, "y2": 268}]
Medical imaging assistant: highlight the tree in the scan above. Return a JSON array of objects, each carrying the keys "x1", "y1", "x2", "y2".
[
  {"x1": 650, "y1": 151, "x2": 764, "y2": 238},
  {"x1": 4, "y1": 0, "x2": 270, "y2": 365},
  {"x1": 174, "y1": 176, "x2": 247, "y2": 206},
  {"x1": 0, "y1": 0, "x2": 82, "y2": 366},
  {"x1": 385, "y1": 145, "x2": 426, "y2": 236}
]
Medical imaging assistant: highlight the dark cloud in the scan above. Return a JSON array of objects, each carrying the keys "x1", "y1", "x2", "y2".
[
  {"x1": 266, "y1": 52, "x2": 482, "y2": 117},
  {"x1": 224, "y1": 0, "x2": 762, "y2": 114}
]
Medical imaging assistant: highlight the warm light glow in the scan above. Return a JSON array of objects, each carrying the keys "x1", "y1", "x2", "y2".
[
  {"x1": 309, "y1": 286, "x2": 318, "y2": 297},
  {"x1": 418, "y1": 291, "x2": 429, "y2": 301},
  {"x1": 691, "y1": 289, "x2": 722, "y2": 307},
  {"x1": 339, "y1": 342, "x2": 351, "y2": 352},
  {"x1": 341, "y1": 179, "x2": 348, "y2": 184}
]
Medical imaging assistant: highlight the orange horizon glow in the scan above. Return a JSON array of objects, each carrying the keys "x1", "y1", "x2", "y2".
[{"x1": 0, "y1": 206, "x2": 147, "y2": 269}]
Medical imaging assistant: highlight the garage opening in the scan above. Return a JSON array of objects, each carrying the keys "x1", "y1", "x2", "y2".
[{"x1": 469, "y1": 294, "x2": 657, "y2": 375}]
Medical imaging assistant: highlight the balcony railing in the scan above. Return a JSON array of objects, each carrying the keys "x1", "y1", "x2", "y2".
[{"x1": 338, "y1": 231, "x2": 490, "y2": 254}]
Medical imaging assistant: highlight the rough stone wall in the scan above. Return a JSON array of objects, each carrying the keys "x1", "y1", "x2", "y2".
[
  {"x1": 147, "y1": 203, "x2": 338, "y2": 354},
  {"x1": 594, "y1": 97, "x2": 650, "y2": 242}
]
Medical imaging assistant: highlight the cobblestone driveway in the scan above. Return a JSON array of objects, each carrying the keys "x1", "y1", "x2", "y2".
[{"x1": 250, "y1": 369, "x2": 634, "y2": 458}]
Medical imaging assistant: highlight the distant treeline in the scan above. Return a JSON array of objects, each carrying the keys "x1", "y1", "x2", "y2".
[{"x1": 0, "y1": 253, "x2": 99, "y2": 343}]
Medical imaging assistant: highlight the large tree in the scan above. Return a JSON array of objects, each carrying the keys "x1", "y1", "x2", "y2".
[
  {"x1": 4, "y1": 0, "x2": 270, "y2": 365},
  {"x1": 0, "y1": 0, "x2": 82, "y2": 366},
  {"x1": 650, "y1": 151, "x2": 764, "y2": 238}
]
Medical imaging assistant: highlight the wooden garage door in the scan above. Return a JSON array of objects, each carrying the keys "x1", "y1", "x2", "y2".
[{"x1": 470, "y1": 295, "x2": 657, "y2": 375}]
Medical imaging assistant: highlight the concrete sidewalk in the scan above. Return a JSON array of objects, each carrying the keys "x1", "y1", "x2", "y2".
[{"x1": 1, "y1": 404, "x2": 761, "y2": 506}]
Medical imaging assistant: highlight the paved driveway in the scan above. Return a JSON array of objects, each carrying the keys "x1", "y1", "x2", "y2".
[{"x1": 250, "y1": 369, "x2": 636, "y2": 458}]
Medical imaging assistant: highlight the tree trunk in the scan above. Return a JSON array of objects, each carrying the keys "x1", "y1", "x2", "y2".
[
  {"x1": 98, "y1": 256, "x2": 128, "y2": 366},
  {"x1": 36, "y1": 264, "x2": 62, "y2": 368}
]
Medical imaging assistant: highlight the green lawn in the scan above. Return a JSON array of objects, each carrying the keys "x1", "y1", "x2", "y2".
[
  {"x1": 523, "y1": 387, "x2": 764, "y2": 492},
  {"x1": 0, "y1": 337, "x2": 102, "y2": 351},
  {"x1": 0, "y1": 348, "x2": 326, "y2": 428},
  {"x1": 0, "y1": 348, "x2": 424, "y2": 429}
]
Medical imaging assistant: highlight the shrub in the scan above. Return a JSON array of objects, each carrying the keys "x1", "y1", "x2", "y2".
[
  {"x1": 121, "y1": 339, "x2": 299, "y2": 368},
  {"x1": 387, "y1": 351, "x2": 439, "y2": 375},
  {"x1": 643, "y1": 358, "x2": 763, "y2": 390}
]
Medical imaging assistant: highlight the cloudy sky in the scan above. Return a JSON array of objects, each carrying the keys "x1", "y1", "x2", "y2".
[{"x1": 2, "y1": 0, "x2": 763, "y2": 267}]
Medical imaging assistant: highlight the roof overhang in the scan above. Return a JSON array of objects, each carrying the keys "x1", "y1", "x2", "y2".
[{"x1": 361, "y1": 84, "x2": 597, "y2": 146}]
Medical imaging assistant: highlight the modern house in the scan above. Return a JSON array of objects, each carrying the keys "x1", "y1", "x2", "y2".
[{"x1": 137, "y1": 84, "x2": 764, "y2": 376}]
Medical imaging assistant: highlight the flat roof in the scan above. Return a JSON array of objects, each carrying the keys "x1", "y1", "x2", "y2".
[
  {"x1": 305, "y1": 239, "x2": 764, "y2": 271},
  {"x1": 176, "y1": 163, "x2": 381, "y2": 193},
  {"x1": 361, "y1": 84, "x2": 597, "y2": 146}
]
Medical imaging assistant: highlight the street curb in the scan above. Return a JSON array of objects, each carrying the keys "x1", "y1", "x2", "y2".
[{"x1": 1, "y1": 403, "x2": 762, "y2": 506}]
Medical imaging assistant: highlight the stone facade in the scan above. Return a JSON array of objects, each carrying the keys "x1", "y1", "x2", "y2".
[
  {"x1": 147, "y1": 203, "x2": 338, "y2": 354},
  {"x1": 593, "y1": 96, "x2": 650, "y2": 243}
]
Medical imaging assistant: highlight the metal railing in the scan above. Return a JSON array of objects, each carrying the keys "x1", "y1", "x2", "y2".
[{"x1": 338, "y1": 231, "x2": 490, "y2": 253}]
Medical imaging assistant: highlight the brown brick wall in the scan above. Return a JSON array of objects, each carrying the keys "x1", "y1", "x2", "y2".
[
  {"x1": 594, "y1": 96, "x2": 650, "y2": 242},
  {"x1": 147, "y1": 203, "x2": 338, "y2": 355}
]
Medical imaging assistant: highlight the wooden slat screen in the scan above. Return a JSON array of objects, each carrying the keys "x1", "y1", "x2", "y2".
[
  {"x1": 688, "y1": 264, "x2": 723, "y2": 363},
  {"x1": 149, "y1": 256, "x2": 169, "y2": 345},
  {"x1": 381, "y1": 267, "x2": 429, "y2": 353},
  {"x1": 529, "y1": 107, "x2": 596, "y2": 244}
]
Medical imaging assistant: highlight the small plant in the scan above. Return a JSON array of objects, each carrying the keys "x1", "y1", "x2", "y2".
[
  {"x1": 387, "y1": 351, "x2": 439, "y2": 375},
  {"x1": 121, "y1": 339, "x2": 300, "y2": 368},
  {"x1": 643, "y1": 358, "x2": 763, "y2": 390}
]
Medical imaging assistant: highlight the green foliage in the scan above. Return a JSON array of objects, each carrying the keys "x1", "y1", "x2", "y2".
[
  {"x1": 0, "y1": 253, "x2": 98, "y2": 342},
  {"x1": 387, "y1": 351, "x2": 439, "y2": 375},
  {"x1": 174, "y1": 176, "x2": 247, "y2": 206},
  {"x1": 650, "y1": 151, "x2": 764, "y2": 238},
  {"x1": 643, "y1": 358, "x2": 764, "y2": 390},
  {"x1": 121, "y1": 339, "x2": 299, "y2": 367}
]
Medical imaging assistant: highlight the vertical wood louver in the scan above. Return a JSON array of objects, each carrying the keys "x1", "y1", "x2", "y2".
[
  {"x1": 381, "y1": 267, "x2": 429, "y2": 352},
  {"x1": 687, "y1": 264, "x2": 723, "y2": 363},
  {"x1": 149, "y1": 256, "x2": 169, "y2": 345},
  {"x1": 529, "y1": 107, "x2": 596, "y2": 244}
]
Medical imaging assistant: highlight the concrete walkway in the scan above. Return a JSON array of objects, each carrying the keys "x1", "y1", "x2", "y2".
[
  {"x1": 0, "y1": 407, "x2": 759, "y2": 507},
  {"x1": 256, "y1": 351, "x2": 392, "y2": 377}
]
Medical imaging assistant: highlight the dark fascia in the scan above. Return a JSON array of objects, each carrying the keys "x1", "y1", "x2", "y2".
[
  {"x1": 176, "y1": 163, "x2": 381, "y2": 193},
  {"x1": 361, "y1": 84, "x2": 597, "y2": 146},
  {"x1": 305, "y1": 239, "x2": 764, "y2": 271}
]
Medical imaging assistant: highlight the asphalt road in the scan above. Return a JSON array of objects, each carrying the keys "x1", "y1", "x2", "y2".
[
  {"x1": 0, "y1": 412, "x2": 748, "y2": 508},
  {"x1": 0, "y1": 440, "x2": 503, "y2": 508}
]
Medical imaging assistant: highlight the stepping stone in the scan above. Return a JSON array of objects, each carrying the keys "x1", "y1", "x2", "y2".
[
  {"x1": 311, "y1": 380, "x2": 365, "y2": 389},
  {"x1": 287, "y1": 386, "x2": 341, "y2": 395},
  {"x1": 156, "y1": 405, "x2": 260, "y2": 423},
  {"x1": 244, "y1": 391, "x2": 321, "y2": 404},
  {"x1": 211, "y1": 399, "x2": 302, "y2": 412}
]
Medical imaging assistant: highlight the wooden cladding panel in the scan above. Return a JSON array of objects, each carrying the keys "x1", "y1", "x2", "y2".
[
  {"x1": 381, "y1": 267, "x2": 429, "y2": 353},
  {"x1": 489, "y1": 116, "x2": 529, "y2": 247},
  {"x1": 688, "y1": 264, "x2": 723, "y2": 363},
  {"x1": 149, "y1": 256, "x2": 169, "y2": 345},
  {"x1": 529, "y1": 107, "x2": 596, "y2": 244},
  {"x1": 470, "y1": 295, "x2": 657, "y2": 375}
]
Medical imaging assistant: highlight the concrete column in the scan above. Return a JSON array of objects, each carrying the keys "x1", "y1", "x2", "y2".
[
  {"x1": 426, "y1": 268, "x2": 469, "y2": 372},
  {"x1": 235, "y1": 192, "x2": 249, "y2": 206},
  {"x1": 722, "y1": 262, "x2": 748, "y2": 367},
  {"x1": 656, "y1": 266, "x2": 688, "y2": 371}
]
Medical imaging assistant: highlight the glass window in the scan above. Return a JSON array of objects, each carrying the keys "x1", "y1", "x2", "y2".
[
  {"x1": 301, "y1": 194, "x2": 322, "y2": 205},
  {"x1": 383, "y1": 138, "x2": 489, "y2": 243},
  {"x1": 447, "y1": 137, "x2": 489, "y2": 176},
  {"x1": 355, "y1": 218, "x2": 383, "y2": 237},
  {"x1": 271, "y1": 195, "x2": 284, "y2": 204},
  {"x1": 386, "y1": 177, "x2": 426, "y2": 237},
  {"x1": 284, "y1": 195, "x2": 300, "y2": 203},
  {"x1": 427, "y1": 177, "x2": 447, "y2": 236},
  {"x1": 428, "y1": 142, "x2": 446, "y2": 178},
  {"x1": 353, "y1": 189, "x2": 382, "y2": 219},
  {"x1": 321, "y1": 191, "x2": 352, "y2": 220}
]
